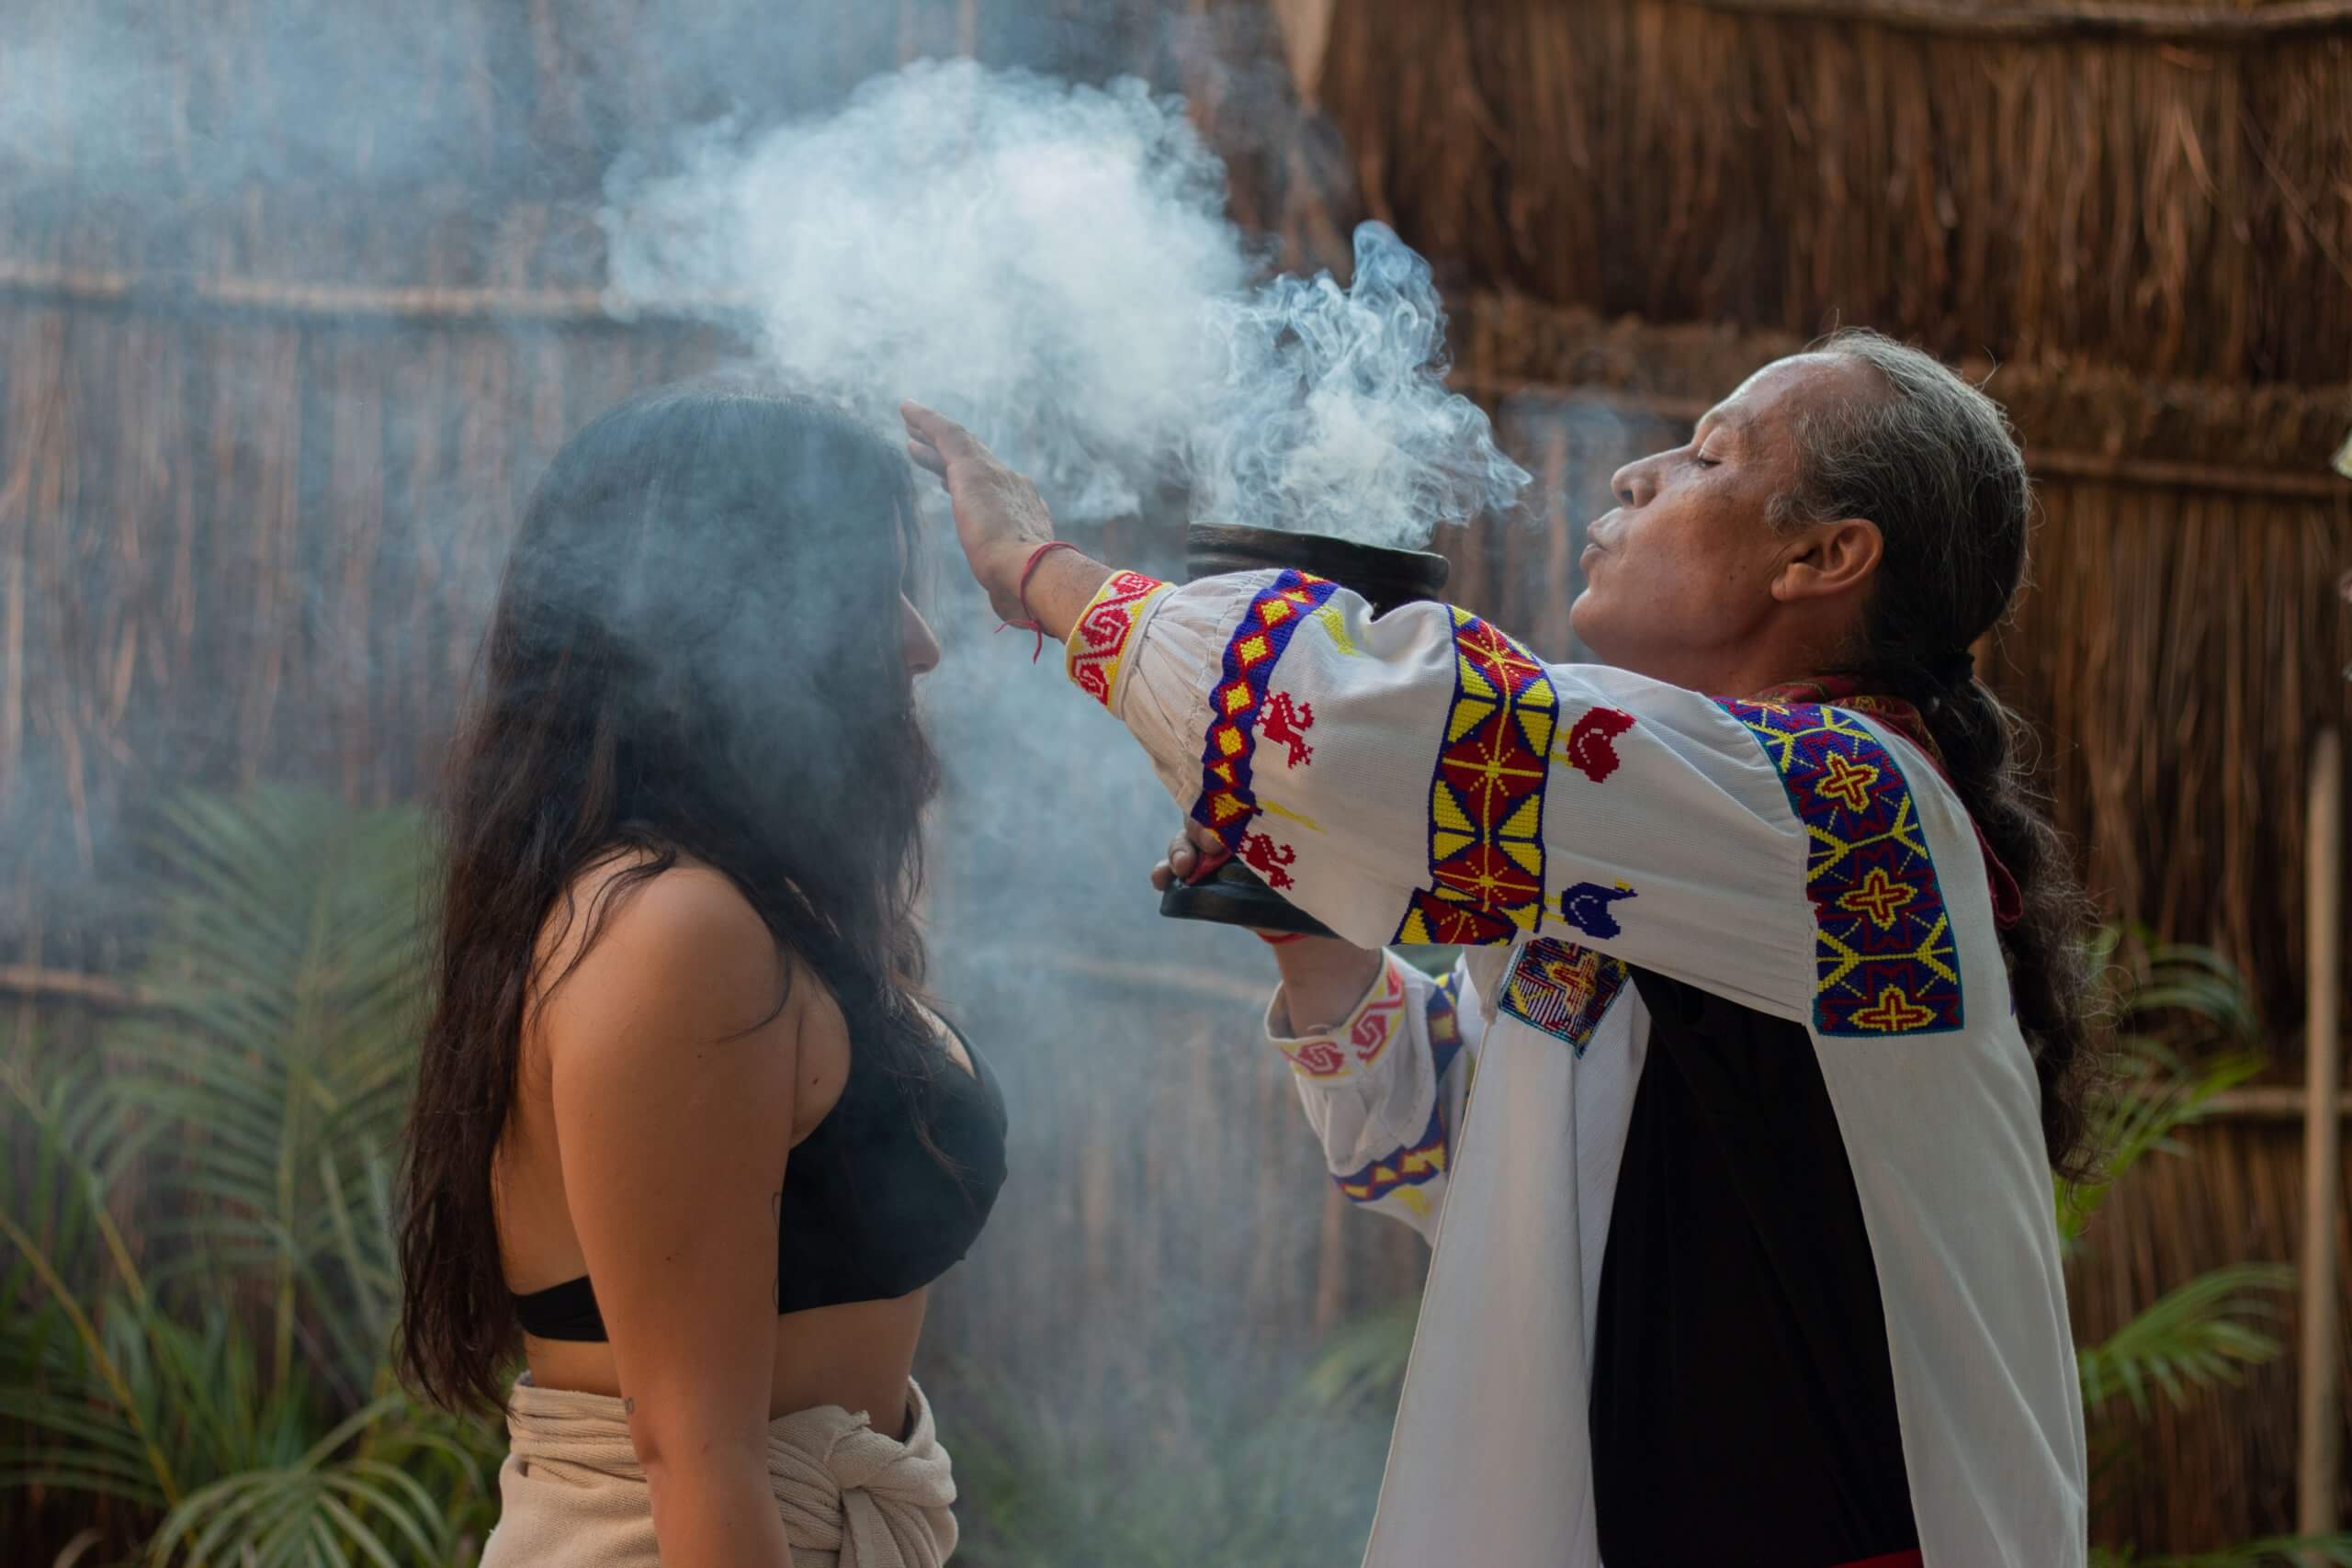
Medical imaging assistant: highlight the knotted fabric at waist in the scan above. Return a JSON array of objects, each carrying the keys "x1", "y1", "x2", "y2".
[{"x1": 491, "y1": 1373, "x2": 957, "y2": 1568}]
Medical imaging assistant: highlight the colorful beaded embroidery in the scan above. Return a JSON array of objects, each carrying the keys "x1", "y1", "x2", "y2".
[
  {"x1": 1426, "y1": 965, "x2": 1465, "y2": 1080},
  {"x1": 1336, "y1": 1110, "x2": 1448, "y2": 1215},
  {"x1": 1718, "y1": 700, "x2": 1963, "y2": 1035},
  {"x1": 1557, "y1": 880, "x2": 1638, "y2": 940},
  {"x1": 1394, "y1": 611, "x2": 1558, "y2": 946},
  {"x1": 1193, "y1": 570, "x2": 1340, "y2": 852},
  {"x1": 1499, "y1": 937, "x2": 1628, "y2": 1057},
  {"x1": 1559, "y1": 705, "x2": 1636, "y2": 783},
  {"x1": 1068, "y1": 570, "x2": 1171, "y2": 712},
  {"x1": 1258, "y1": 691, "x2": 1317, "y2": 769},
  {"x1": 1334, "y1": 967, "x2": 1465, "y2": 1213}
]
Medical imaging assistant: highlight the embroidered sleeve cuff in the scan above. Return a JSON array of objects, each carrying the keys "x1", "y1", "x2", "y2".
[
  {"x1": 1263, "y1": 954, "x2": 1409, "y2": 1083},
  {"x1": 1064, "y1": 570, "x2": 1275, "y2": 813},
  {"x1": 1065, "y1": 570, "x2": 1174, "y2": 717}
]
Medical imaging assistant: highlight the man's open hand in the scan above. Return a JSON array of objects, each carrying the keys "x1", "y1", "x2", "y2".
[{"x1": 899, "y1": 401, "x2": 1057, "y2": 625}]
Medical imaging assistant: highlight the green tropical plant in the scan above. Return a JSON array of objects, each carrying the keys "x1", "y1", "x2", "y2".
[
  {"x1": 1, "y1": 788, "x2": 501, "y2": 1567},
  {"x1": 2060, "y1": 930, "x2": 2266, "y2": 1249},
  {"x1": 2056, "y1": 932, "x2": 2302, "y2": 1441}
]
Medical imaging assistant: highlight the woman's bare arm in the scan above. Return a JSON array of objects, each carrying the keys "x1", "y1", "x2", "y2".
[{"x1": 540, "y1": 868, "x2": 813, "y2": 1568}]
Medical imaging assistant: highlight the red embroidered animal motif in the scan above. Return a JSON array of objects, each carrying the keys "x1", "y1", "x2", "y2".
[
  {"x1": 1241, "y1": 832, "x2": 1299, "y2": 890},
  {"x1": 1562, "y1": 706, "x2": 1636, "y2": 783},
  {"x1": 1258, "y1": 691, "x2": 1317, "y2": 769}
]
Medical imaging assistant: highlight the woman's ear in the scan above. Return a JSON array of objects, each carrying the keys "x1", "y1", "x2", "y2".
[{"x1": 1772, "y1": 517, "x2": 1883, "y2": 604}]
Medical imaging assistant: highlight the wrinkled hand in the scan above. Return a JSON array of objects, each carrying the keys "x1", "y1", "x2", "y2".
[
  {"x1": 900, "y1": 402, "x2": 1057, "y2": 624},
  {"x1": 1149, "y1": 820, "x2": 1290, "y2": 943},
  {"x1": 1153, "y1": 822, "x2": 1374, "y2": 997},
  {"x1": 1148, "y1": 820, "x2": 1233, "y2": 893}
]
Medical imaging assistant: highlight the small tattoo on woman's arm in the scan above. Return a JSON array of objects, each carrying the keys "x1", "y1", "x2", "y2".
[{"x1": 622, "y1": 1396, "x2": 636, "y2": 1416}]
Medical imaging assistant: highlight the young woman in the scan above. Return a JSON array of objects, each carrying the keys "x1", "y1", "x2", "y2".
[
  {"x1": 398, "y1": 383, "x2": 1004, "y2": 1568},
  {"x1": 906, "y1": 327, "x2": 2095, "y2": 1567}
]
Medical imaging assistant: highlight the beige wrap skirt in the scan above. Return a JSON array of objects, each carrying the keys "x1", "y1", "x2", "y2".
[{"x1": 480, "y1": 1374, "x2": 958, "y2": 1568}]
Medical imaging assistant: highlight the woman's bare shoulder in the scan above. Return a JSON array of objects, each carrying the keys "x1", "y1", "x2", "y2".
[{"x1": 528, "y1": 852, "x2": 812, "y2": 1062}]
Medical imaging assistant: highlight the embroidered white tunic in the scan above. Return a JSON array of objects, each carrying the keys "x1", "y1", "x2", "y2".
[{"x1": 1065, "y1": 567, "x2": 2086, "y2": 1567}]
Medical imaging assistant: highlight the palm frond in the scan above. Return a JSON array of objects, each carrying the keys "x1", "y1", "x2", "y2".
[
  {"x1": 2061, "y1": 1043, "x2": 2264, "y2": 1244},
  {"x1": 47, "y1": 1527, "x2": 108, "y2": 1568},
  {"x1": 147, "y1": 1392, "x2": 488, "y2": 1568},
  {"x1": 4, "y1": 788, "x2": 502, "y2": 1563},
  {"x1": 2076, "y1": 1262, "x2": 2295, "y2": 1419},
  {"x1": 101, "y1": 787, "x2": 430, "y2": 1383},
  {"x1": 2060, "y1": 931, "x2": 2267, "y2": 1245}
]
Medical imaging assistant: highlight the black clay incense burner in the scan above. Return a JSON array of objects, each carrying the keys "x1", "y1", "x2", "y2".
[{"x1": 1159, "y1": 522, "x2": 1452, "y2": 938}]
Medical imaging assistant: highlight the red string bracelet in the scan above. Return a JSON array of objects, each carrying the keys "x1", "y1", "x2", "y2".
[
  {"x1": 1256, "y1": 931, "x2": 1308, "y2": 946},
  {"x1": 997, "y1": 539, "x2": 1082, "y2": 662}
]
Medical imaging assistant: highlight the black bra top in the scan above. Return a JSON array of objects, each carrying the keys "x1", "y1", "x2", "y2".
[{"x1": 513, "y1": 1018, "x2": 1007, "y2": 1341}]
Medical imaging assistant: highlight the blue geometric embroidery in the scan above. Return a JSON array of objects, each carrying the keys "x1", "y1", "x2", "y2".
[
  {"x1": 1498, "y1": 937, "x2": 1629, "y2": 1057},
  {"x1": 1427, "y1": 966, "x2": 1465, "y2": 1081},
  {"x1": 1335, "y1": 1104, "x2": 1447, "y2": 1208},
  {"x1": 1193, "y1": 570, "x2": 1340, "y2": 852},
  {"x1": 1716, "y1": 700, "x2": 1962, "y2": 1036},
  {"x1": 1335, "y1": 968, "x2": 1468, "y2": 1209}
]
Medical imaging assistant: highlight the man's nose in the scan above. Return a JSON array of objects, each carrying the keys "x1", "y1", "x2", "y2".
[{"x1": 1610, "y1": 457, "x2": 1657, "y2": 509}]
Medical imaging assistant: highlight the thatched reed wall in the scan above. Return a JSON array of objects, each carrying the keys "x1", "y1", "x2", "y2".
[
  {"x1": 0, "y1": 302, "x2": 709, "y2": 936},
  {"x1": 2079, "y1": 1114, "x2": 2352, "y2": 1546},
  {"x1": 1315, "y1": 0, "x2": 2352, "y2": 385}
]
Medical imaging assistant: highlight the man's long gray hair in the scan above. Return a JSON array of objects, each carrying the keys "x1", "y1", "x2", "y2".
[{"x1": 1772, "y1": 329, "x2": 2100, "y2": 1179}]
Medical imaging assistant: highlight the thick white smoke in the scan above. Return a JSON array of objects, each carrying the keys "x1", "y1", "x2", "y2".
[
  {"x1": 1189, "y1": 220, "x2": 1529, "y2": 546},
  {"x1": 602, "y1": 59, "x2": 1527, "y2": 544},
  {"x1": 603, "y1": 61, "x2": 1246, "y2": 524}
]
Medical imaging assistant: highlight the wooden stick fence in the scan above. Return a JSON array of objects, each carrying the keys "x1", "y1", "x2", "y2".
[{"x1": 2297, "y1": 729, "x2": 2345, "y2": 1543}]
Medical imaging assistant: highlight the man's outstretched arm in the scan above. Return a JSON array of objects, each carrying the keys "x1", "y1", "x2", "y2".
[{"x1": 908, "y1": 399, "x2": 1820, "y2": 1023}]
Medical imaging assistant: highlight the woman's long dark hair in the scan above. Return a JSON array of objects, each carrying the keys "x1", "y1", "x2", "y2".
[
  {"x1": 396, "y1": 381, "x2": 943, "y2": 1410},
  {"x1": 1774, "y1": 329, "x2": 2102, "y2": 1179}
]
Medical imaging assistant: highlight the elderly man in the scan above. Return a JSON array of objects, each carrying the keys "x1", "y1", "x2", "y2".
[{"x1": 906, "y1": 328, "x2": 2090, "y2": 1568}]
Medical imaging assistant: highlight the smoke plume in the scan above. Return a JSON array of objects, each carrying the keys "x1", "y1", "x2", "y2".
[
  {"x1": 602, "y1": 59, "x2": 1527, "y2": 544},
  {"x1": 1190, "y1": 220, "x2": 1529, "y2": 546}
]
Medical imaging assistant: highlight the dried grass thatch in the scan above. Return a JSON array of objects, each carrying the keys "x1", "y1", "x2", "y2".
[
  {"x1": 1317, "y1": 0, "x2": 2352, "y2": 384},
  {"x1": 2074, "y1": 1116, "x2": 2352, "y2": 1548}
]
